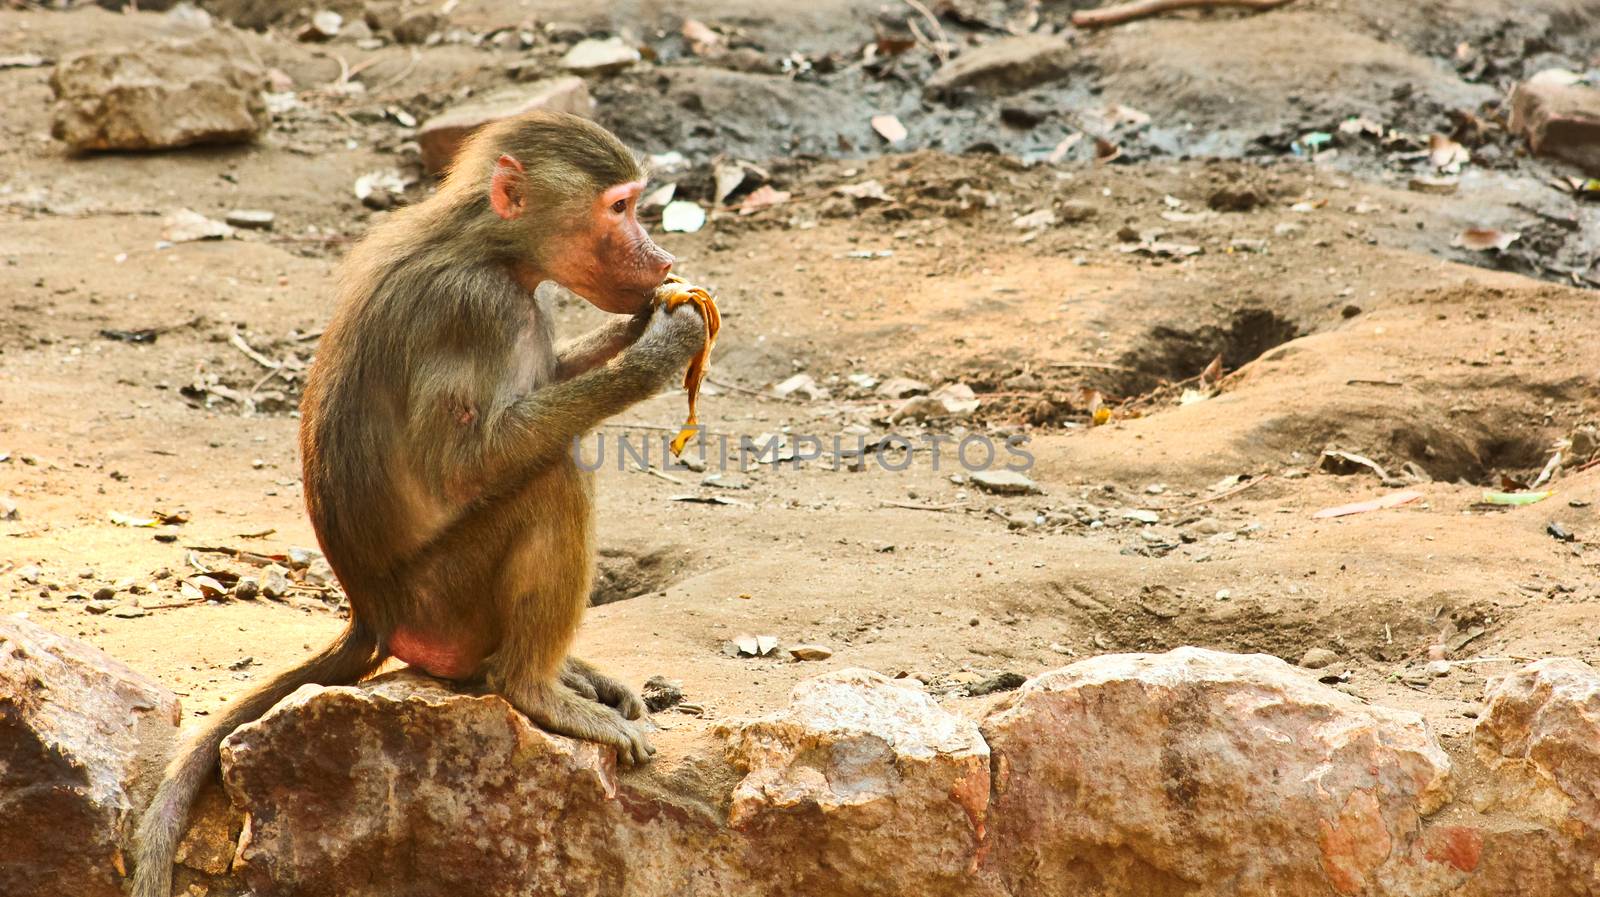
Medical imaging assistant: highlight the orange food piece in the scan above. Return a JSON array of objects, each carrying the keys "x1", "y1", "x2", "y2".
[{"x1": 654, "y1": 276, "x2": 721, "y2": 456}]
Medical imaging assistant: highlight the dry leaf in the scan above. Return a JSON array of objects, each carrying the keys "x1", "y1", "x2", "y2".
[
  {"x1": 737, "y1": 185, "x2": 791, "y2": 215},
  {"x1": 1451, "y1": 228, "x2": 1519, "y2": 252},
  {"x1": 1427, "y1": 134, "x2": 1469, "y2": 172}
]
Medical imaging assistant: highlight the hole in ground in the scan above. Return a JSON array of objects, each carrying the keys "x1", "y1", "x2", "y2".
[
  {"x1": 591, "y1": 543, "x2": 690, "y2": 606},
  {"x1": 1114, "y1": 307, "x2": 1301, "y2": 395}
]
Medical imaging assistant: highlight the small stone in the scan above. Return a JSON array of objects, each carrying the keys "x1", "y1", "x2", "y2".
[
  {"x1": 875, "y1": 377, "x2": 929, "y2": 400},
  {"x1": 163, "y1": 209, "x2": 233, "y2": 242},
  {"x1": 1298, "y1": 647, "x2": 1338, "y2": 669},
  {"x1": 225, "y1": 209, "x2": 275, "y2": 230},
  {"x1": 1426, "y1": 660, "x2": 1451, "y2": 677},
  {"x1": 1547, "y1": 521, "x2": 1576, "y2": 542},
  {"x1": 771, "y1": 373, "x2": 829, "y2": 401},
  {"x1": 79, "y1": 568, "x2": 95, "y2": 580},
  {"x1": 109, "y1": 605, "x2": 147, "y2": 618},
  {"x1": 300, "y1": 10, "x2": 342, "y2": 41},
  {"x1": 391, "y1": 9, "x2": 446, "y2": 43},
  {"x1": 560, "y1": 37, "x2": 640, "y2": 74},
  {"x1": 640, "y1": 675, "x2": 683, "y2": 712},
  {"x1": 92, "y1": 586, "x2": 116, "y2": 601},
  {"x1": 970, "y1": 470, "x2": 1042, "y2": 496},
  {"x1": 925, "y1": 34, "x2": 1072, "y2": 93},
  {"x1": 788, "y1": 644, "x2": 833, "y2": 661},
  {"x1": 260, "y1": 565, "x2": 291, "y2": 600},
  {"x1": 1121, "y1": 509, "x2": 1159, "y2": 524},
  {"x1": 234, "y1": 577, "x2": 261, "y2": 601},
  {"x1": 1215, "y1": 589, "x2": 1232, "y2": 601},
  {"x1": 966, "y1": 671, "x2": 1026, "y2": 696},
  {"x1": 0, "y1": 494, "x2": 17, "y2": 520},
  {"x1": 17, "y1": 565, "x2": 41, "y2": 584}
]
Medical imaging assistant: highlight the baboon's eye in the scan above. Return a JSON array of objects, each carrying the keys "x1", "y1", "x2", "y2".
[{"x1": 610, "y1": 198, "x2": 627, "y2": 214}]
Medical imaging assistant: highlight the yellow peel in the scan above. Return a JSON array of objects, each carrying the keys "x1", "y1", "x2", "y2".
[{"x1": 654, "y1": 276, "x2": 720, "y2": 456}]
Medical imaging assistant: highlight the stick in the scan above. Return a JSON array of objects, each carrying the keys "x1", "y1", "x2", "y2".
[
  {"x1": 1050, "y1": 360, "x2": 1137, "y2": 372},
  {"x1": 1072, "y1": 0, "x2": 1294, "y2": 29},
  {"x1": 1179, "y1": 474, "x2": 1269, "y2": 507},
  {"x1": 880, "y1": 500, "x2": 962, "y2": 512}
]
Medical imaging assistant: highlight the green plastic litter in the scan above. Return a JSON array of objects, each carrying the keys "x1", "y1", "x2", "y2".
[{"x1": 1482, "y1": 490, "x2": 1552, "y2": 506}]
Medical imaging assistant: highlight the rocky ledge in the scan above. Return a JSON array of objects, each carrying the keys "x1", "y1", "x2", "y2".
[{"x1": 3, "y1": 615, "x2": 1597, "y2": 896}]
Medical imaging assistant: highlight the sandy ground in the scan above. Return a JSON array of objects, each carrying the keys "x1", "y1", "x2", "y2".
[{"x1": 3, "y1": 0, "x2": 1599, "y2": 771}]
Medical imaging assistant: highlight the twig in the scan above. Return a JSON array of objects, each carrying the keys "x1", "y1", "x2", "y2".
[
  {"x1": 368, "y1": 48, "x2": 422, "y2": 98},
  {"x1": 1179, "y1": 474, "x2": 1270, "y2": 507},
  {"x1": 880, "y1": 500, "x2": 962, "y2": 512},
  {"x1": 644, "y1": 467, "x2": 687, "y2": 485},
  {"x1": 1072, "y1": 0, "x2": 1294, "y2": 29},
  {"x1": 1051, "y1": 360, "x2": 1137, "y2": 372},
  {"x1": 1346, "y1": 378, "x2": 1404, "y2": 387},
  {"x1": 902, "y1": 0, "x2": 952, "y2": 64},
  {"x1": 229, "y1": 330, "x2": 282, "y2": 370}
]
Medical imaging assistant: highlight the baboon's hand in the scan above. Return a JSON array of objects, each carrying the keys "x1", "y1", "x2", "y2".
[{"x1": 627, "y1": 300, "x2": 706, "y2": 387}]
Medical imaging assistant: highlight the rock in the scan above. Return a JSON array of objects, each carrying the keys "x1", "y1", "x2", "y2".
[
  {"x1": 1473, "y1": 657, "x2": 1600, "y2": 890},
  {"x1": 225, "y1": 209, "x2": 276, "y2": 230},
  {"x1": 771, "y1": 373, "x2": 830, "y2": 400},
  {"x1": 640, "y1": 674, "x2": 683, "y2": 712},
  {"x1": 926, "y1": 34, "x2": 1073, "y2": 94},
  {"x1": 260, "y1": 564, "x2": 290, "y2": 600},
  {"x1": 969, "y1": 469, "x2": 1042, "y2": 495},
  {"x1": 561, "y1": 37, "x2": 640, "y2": 74},
  {"x1": 1509, "y1": 80, "x2": 1600, "y2": 176},
  {"x1": 1121, "y1": 508, "x2": 1159, "y2": 524},
  {"x1": 718, "y1": 669, "x2": 990, "y2": 895},
  {"x1": 889, "y1": 383, "x2": 980, "y2": 422},
  {"x1": 981, "y1": 648, "x2": 1453, "y2": 897},
  {"x1": 218, "y1": 672, "x2": 641, "y2": 896},
  {"x1": 162, "y1": 208, "x2": 233, "y2": 242},
  {"x1": 0, "y1": 615, "x2": 180, "y2": 897},
  {"x1": 390, "y1": 9, "x2": 445, "y2": 44},
  {"x1": 787, "y1": 644, "x2": 833, "y2": 661},
  {"x1": 417, "y1": 78, "x2": 594, "y2": 174},
  {"x1": 0, "y1": 494, "x2": 17, "y2": 520},
  {"x1": 50, "y1": 35, "x2": 268, "y2": 152},
  {"x1": 1299, "y1": 647, "x2": 1339, "y2": 669},
  {"x1": 875, "y1": 376, "x2": 929, "y2": 399},
  {"x1": 233, "y1": 577, "x2": 261, "y2": 600},
  {"x1": 1057, "y1": 199, "x2": 1098, "y2": 222},
  {"x1": 1012, "y1": 209, "x2": 1057, "y2": 230},
  {"x1": 298, "y1": 9, "x2": 342, "y2": 41}
]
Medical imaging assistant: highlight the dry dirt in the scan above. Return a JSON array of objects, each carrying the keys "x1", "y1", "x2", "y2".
[{"x1": 3, "y1": 0, "x2": 1599, "y2": 777}]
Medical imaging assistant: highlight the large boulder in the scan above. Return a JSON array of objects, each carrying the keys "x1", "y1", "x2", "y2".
[
  {"x1": 979, "y1": 647, "x2": 1455, "y2": 897},
  {"x1": 417, "y1": 78, "x2": 594, "y2": 175},
  {"x1": 719, "y1": 668, "x2": 992, "y2": 896},
  {"x1": 0, "y1": 615, "x2": 181, "y2": 897},
  {"x1": 925, "y1": 34, "x2": 1074, "y2": 94},
  {"x1": 50, "y1": 34, "x2": 268, "y2": 152},
  {"x1": 219, "y1": 671, "x2": 638, "y2": 896},
  {"x1": 1509, "y1": 79, "x2": 1600, "y2": 176},
  {"x1": 1470, "y1": 657, "x2": 1600, "y2": 894}
]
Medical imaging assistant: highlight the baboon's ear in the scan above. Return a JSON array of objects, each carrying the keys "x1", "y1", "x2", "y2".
[{"x1": 489, "y1": 154, "x2": 527, "y2": 221}]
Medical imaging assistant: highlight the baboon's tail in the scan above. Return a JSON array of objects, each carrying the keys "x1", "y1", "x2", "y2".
[{"x1": 131, "y1": 624, "x2": 382, "y2": 897}]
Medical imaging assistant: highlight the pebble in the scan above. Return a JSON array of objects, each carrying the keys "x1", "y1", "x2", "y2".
[
  {"x1": 788, "y1": 644, "x2": 834, "y2": 661},
  {"x1": 92, "y1": 586, "x2": 116, "y2": 601},
  {"x1": 1427, "y1": 660, "x2": 1452, "y2": 677},
  {"x1": 225, "y1": 209, "x2": 276, "y2": 230},
  {"x1": 17, "y1": 565, "x2": 41, "y2": 584},
  {"x1": 970, "y1": 470, "x2": 1042, "y2": 495},
  {"x1": 261, "y1": 565, "x2": 291, "y2": 600},
  {"x1": 110, "y1": 605, "x2": 147, "y2": 619},
  {"x1": 641, "y1": 675, "x2": 684, "y2": 712},
  {"x1": 560, "y1": 37, "x2": 641, "y2": 74},
  {"x1": 1298, "y1": 647, "x2": 1338, "y2": 669},
  {"x1": 1215, "y1": 589, "x2": 1232, "y2": 601},
  {"x1": 1122, "y1": 509, "x2": 1159, "y2": 524},
  {"x1": 234, "y1": 577, "x2": 261, "y2": 601}
]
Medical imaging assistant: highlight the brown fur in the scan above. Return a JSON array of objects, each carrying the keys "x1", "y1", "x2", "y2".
[{"x1": 131, "y1": 112, "x2": 702, "y2": 897}]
